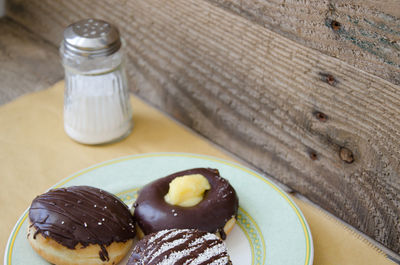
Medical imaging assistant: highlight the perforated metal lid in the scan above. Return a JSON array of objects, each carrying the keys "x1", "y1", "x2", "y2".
[{"x1": 62, "y1": 18, "x2": 121, "y2": 57}]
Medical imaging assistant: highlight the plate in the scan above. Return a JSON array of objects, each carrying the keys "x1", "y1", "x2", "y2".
[{"x1": 5, "y1": 153, "x2": 313, "y2": 265}]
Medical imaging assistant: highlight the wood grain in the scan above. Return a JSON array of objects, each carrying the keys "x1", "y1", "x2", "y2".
[
  {"x1": 207, "y1": 0, "x2": 400, "y2": 85},
  {"x1": 6, "y1": 0, "x2": 400, "y2": 253},
  {"x1": 0, "y1": 17, "x2": 63, "y2": 105}
]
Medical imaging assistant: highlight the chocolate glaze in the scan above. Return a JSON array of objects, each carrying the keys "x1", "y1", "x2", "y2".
[
  {"x1": 127, "y1": 229, "x2": 232, "y2": 265},
  {"x1": 133, "y1": 168, "x2": 239, "y2": 237},
  {"x1": 28, "y1": 186, "x2": 135, "y2": 261}
]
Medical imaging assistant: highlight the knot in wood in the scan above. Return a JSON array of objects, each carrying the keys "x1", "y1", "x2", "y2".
[
  {"x1": 326, "y1": 74, "x2": 336, "y2": 86},
  {"x1": 314, "y1": 111, "x2": 328, "y2": 122},
  {"x1": 309, "y1": 151, "x2": 318, "y2": 160},
  {"x1": 331, "y1": 20, "x2": 341, "y2": 31},
  {"x1": 339, "y1": 147, "x2": 354, "y2": 163}
]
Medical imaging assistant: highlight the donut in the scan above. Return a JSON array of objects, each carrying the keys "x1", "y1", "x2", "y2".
[
  {"x1": 133, "y1": 168, "x2": 239, "y2": 239},
  {"x1": 127, "y1": 228, "x2": 232, "y2": 265},
  {"x1": 27, "y1": 186, "x2": 136, "y2": 265}
]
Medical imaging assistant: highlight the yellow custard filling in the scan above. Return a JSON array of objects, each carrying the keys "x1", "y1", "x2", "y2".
[{"x1": 164, "y1": 174, "x2": 211, "y2": 207}]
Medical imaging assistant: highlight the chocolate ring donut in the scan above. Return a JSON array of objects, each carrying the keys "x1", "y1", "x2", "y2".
[{"x1": 133, "y1": 168, "x2": 239, "y2": 239}]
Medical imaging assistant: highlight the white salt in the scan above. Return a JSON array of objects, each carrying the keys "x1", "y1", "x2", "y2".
[{"x1": 64, "y1": 72, "x2": 132, "y2": 144}]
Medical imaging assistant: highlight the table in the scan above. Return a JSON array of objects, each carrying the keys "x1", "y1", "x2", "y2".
[{"x1": 0, "y1": 81, "x2": 396, "y2": 265}]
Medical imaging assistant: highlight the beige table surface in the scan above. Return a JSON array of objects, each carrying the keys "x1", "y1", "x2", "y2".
[{"x1": 0, "y1": 81, "x2": 396, "y2": 265}]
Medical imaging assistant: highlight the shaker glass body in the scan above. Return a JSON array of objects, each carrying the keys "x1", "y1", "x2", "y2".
[{"x1": 61, "y1": 41, "x2": 133, "y2": 145}]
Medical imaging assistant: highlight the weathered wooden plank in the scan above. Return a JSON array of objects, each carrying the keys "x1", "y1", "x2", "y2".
[
  {"x1": 6, "y1": 0, "x2": 400, "y2": 253},
  {"x1": 0, "y1": 1, "x2": 5, "y2": 17},
  {"x1": 0, "y1": 17, "x2": 63, "y2": 105},
  {"x1": 207, "y1": 0, "x2": 400, "y2": 85}
]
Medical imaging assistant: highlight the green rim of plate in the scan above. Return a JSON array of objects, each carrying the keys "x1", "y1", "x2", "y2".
[{"x1": 6, "y1": 152, "x2": 313, "y2": 265}]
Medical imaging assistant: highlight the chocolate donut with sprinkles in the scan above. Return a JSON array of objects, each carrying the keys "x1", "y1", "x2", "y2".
[
  {"x1": 27, "y1": 185, "x2": 135, "y2": 265},
  {"x1": 127, "y1": 228, "x2": 232, "y2": 265}
]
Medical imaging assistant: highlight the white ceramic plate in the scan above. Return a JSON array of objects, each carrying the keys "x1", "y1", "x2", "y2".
[{"x1": 5, "y1": 153, "x2": 313, "y2": 265}]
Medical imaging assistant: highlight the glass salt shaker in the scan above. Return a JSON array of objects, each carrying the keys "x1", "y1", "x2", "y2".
[{"x1": 60, "y1": 18, "x2": 133, "y2": 145}]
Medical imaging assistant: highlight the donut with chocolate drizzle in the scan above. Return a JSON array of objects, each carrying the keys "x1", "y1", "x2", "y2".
[
  {"x1": 127, "y1": 228, "x2": 232, "y2": 265},
  {"x1": 133, "y1": 168, "x2": 239, "y2": 239},
  {"x1": 28, "y1": 186, "x2": 135, "y2": 265}
]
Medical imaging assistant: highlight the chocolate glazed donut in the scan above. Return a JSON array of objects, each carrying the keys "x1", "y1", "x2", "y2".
[
  {"x1": 128, "y1": 229, "x2": 232, "y2": 265},
  {"x1": 28, "y1": 186, "x2": 135, "y2": 264},
  {"x1": 133, "y1": 168, "x2": 239, "y2": 239}
]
